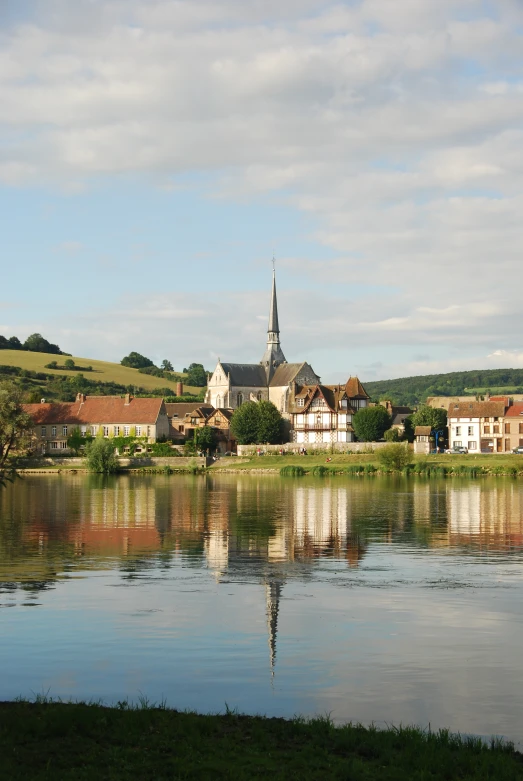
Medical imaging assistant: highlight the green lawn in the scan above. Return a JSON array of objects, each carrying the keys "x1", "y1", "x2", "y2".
[
  {"x1": 465, "y1": 386, "x2": 523, "y2": 395},
  {"x1": 0, "y1": 349, "x2": 200, "y2": 394},
  {"x1": 0, "y1": 701, "x2": 521, "y2": 780},
  {"x1": 211, "y1": 452, "x2": 523, "y2": 474}
]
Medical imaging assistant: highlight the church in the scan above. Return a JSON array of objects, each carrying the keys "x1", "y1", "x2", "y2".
[{"x1": 205, "y1": 270, "x2": 320, "y2": 416}]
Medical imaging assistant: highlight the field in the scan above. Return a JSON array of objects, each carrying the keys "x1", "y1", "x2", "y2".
[
  {"x1": 210, "y1": 452, "x2": 523, "y2": 473},
  {"x1": 0, "y1": 349, "x2": 200, "y2": 395},
  {"x1": 465, "y1": 386, "x2": 523, "y2": 395},
  {"x1": 0, "y1": 700, "x2": 521, "y2": 780}
]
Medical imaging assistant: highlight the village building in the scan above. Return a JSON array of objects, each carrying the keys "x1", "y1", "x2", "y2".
[
  {"x1": 414, "y1": 426, "x2": 432, "y2": 455},
  {"x1": 290, "y1": 377, "x2": 369, "y2": 445},
  {"x1": 24, "y1": 393, "x2": 170, "y2": 453},
  {"x1": 205, "y1": 270, "x2": 320, "y2": 418},
  {"x1": 447, "y1": 400, "x2": 508, "y2": 453},
  {"x1": 379, "y1": 400, "x2": 413, "y2": 437}
]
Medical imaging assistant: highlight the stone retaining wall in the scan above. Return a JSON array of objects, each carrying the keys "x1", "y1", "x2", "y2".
[
  {"x1": 19, "y1": 456, "x2": 208, "y2": 469},
  {"x1": 236, "y1": 441, "x2": 393, "y2": 456}
]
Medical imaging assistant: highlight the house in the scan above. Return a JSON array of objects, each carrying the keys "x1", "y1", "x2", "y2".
[
  {"x1": 447, "y1": 400, "x2": 507, "y2": 453},
  {"x1": 205, "y1": 270, "x2": 320, "y2": 420},
  {"x1": 205, "y1": 408, "x2": 236, "y2": 452},
  {"x1": 414, "y1": 426, "x2": 431, "y2": 455},
  {"x1": 24, "y1": 393, "x2": 170, "y2": 453},
  {"x1": 380, "y1": 400, "x2": 413, "y2": 436},
  {"x1": 500, "y1": 402, "x2": 523, "y2": 452},
  {"x1": 290, "y1": 377, "x2": 369, "y2": 445},
  {"x1": 165, "y1": 402, "x2": 214, "y2": 439}
]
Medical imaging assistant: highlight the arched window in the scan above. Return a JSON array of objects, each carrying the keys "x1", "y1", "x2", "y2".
[
  {"x1": 237, "y1": 392, "x2": 244, "y2": 407},
  {"x1": 257, "y1": 391, "x2": 262, "y2": 401},
  {"x1": 216, "y1": 395, "x2": 221, "y2": 408}
]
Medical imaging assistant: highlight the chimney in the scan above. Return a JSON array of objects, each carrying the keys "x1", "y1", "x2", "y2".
[
  {"x1": 76, "y1": 393, "x2": 86, "y2": 403},
  {"x1": 125, "y1": 393, "x2": 131, "y2": 405},
  {"x1": 176, "y1": 382, "x2": 183, "y2": 396}
]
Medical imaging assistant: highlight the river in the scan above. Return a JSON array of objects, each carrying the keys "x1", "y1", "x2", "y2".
[{"x1": 1, "y1": 474, "x2": 523, "y2": 743}]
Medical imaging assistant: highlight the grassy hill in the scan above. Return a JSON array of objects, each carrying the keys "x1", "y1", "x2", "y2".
[
  {"x1": 0, "y1": 350, "x2": 202, "y2": 400},
  {"x1": 363, "y1": 368, "x2": 523, "y2": 406}
]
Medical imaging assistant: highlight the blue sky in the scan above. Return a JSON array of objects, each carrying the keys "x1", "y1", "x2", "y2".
[{"x1": 1, "y1": 0, "x2": 523, "y2": 382}]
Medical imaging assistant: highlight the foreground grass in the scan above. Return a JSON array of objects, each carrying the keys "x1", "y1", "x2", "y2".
[
  {"x1": 0, "y1": 349, "x2": 200, "y2": 395},
  {"x1": 0, "y1": 701, "x2": 521, "y2": 780}
]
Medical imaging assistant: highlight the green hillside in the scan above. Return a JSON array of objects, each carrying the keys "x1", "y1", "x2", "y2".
[
  {"x1": 363, "y1": 368, "x2": 523, "y2": 406},
  {"x1": 0, "y1": 350, "x2": 202, "y2": 402}
]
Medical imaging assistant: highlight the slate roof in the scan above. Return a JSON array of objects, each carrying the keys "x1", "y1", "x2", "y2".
[
  {"x1": 165, "y1": 403, "x2": 210, "y2": 419},
  {"x1": 447, "y1": 401, "x2": 507, "y2": 419},
  {"x1": 25, "y1": 396, "x2": 164, "y2": 425},
  {"x1": 269, "y1": 363, "x2": 310, "y2": 387},
  {"x1": 219, "y1": 363, "x2": 268, "y2": 387}
]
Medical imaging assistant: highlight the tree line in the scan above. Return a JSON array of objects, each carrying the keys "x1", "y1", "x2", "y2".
[
  {"x1": 0, "y1": 333, "x2": 68, "y2": 355},
  {"x1": 120, "y1": 352, "x2": 208, "y2": 386}
]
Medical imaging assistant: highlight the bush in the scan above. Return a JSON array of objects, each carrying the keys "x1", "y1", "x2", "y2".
[
  {"x1": 85, "y1": 438, "x2": 120, "y2": 474},
  {"x1": 384, "y1": 428, "x2": 400, "y2": 442},
  {"x1": 311, "y1": 465, "x2": 331, "y2": 477},
  {"x1": 378, "y1": 444, "x2": 411, "y2": 471},
  {"x1": 280, "y1": 465, "x2": 305, "y2": 476},
  {"x1": 353, "y1": 406, "x2": 392, "y2": 442}
]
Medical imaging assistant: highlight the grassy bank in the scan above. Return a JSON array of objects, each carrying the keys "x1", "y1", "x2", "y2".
[
  {"x1": 0, "y1": 701, "x2": 521, "y2": 780},
  {"x1": 211, "y1": 452, "x2": 523, "y2": 477}
]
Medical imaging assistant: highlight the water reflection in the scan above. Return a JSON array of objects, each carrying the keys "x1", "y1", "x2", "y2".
[{"x1": 1, "y1": 475, "x2": 523, "y2": 740}]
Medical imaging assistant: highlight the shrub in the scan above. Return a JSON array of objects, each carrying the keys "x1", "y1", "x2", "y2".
[
  {"x1": 378, "y1": 444, "x2": 411, "y2": 471},
  {"x1": 280, "y1": 465, "x2": 305, "y2": 476},
  {"x1": 311, "y1": 465, "x2": 331, "y2": 477},
  {"x1": 85, "y1": 438, "x2": 120, "y2": 474},
  {"x1": 384, "y1": 428, "x2": 400, "y2": 442}
]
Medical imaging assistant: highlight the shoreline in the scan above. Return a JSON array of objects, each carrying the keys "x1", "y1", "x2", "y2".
[{"x1": 0, "y1": 700, "x2": 520, "y2": 780}]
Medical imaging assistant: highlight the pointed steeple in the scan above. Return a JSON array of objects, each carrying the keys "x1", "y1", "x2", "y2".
[
  {"x1": 265, "y1": 580, "x2": 282, "y2": 677},
  {"x1": 260, "y1": 264, "x2": 286, "y2": 378}
]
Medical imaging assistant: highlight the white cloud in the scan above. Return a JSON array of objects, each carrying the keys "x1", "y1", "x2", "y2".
[{"x1": 1, "y1": 0, "x2": 523, "y2": 376}]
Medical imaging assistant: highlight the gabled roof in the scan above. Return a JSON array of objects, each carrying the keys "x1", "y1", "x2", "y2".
[
  {"x1": 415, "y1": 426, "x2": 431, "y2": 436},
  {"x1": 219, "y1": 363, "x2": 267, "y2": 387},
  {"x1": 504, "y1": 402, "x2": 523, "y2": 418},
  {"x1": 165, "y1": 403, "x2": 211, "y2": 419},
  {"x1": 447, "y1": 401, "x2": 507, "y2": 419},
  {"x1": 269, "y1": 362, "x2": 309, "y2": 387},
  {"x1": 25, "y1": 396, "x2": 164, "y2": 425},
  {"x1": 293, "y1": 384, "x2": 349, "y2": 414},
  {"x1": 345, "y1": 376, "x2": 369, "y2": 399},
  {"x1": 210, "y1": 408, "x2": 233, "y2": 421}
]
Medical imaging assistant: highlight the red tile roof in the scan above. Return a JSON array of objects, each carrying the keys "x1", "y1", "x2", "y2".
[
  {"x1": 345, "y1": 376, "x2": 369, "y2": 399},
  {"x1": 24, "y1": 396, "x2": 165, "y2": 425},
  {"x1": 447, "y1": 401, "x2": 507, "y2": 419},
  {"x1": 504, "y1": 403, "x2": 523, "y2": 418}
]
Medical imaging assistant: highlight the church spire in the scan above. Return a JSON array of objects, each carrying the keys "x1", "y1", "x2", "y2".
[{"x1": 260, "y1": 263, "x2": 286, "y2": 378}]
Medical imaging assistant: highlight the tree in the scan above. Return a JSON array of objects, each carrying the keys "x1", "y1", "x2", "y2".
[
  {"x1": 0, "y1": 381, "x2": 33, "y2": 486},
  {"x1": 7, "y1": 336, "x2": 24, "y2": 350},
  {"x1": 194, "y1": 426, "x2": 216, "y2": 453},
  {"x1": 67, "y1": 426, "x2": 88, "y2": 455},
  {"x1": 185, "y1": 363, "x2": 207, "y2": 387},
  {"x1": 230, "y1": 401, "x2": 283, "y2": 445},
  {"x1": 378, "y1": 443, "x2": 411, "y2": 471},
  {"x1": 85, "y1": 438, "x2": 120, "y2": 474},
  {"x1": 64, "y1": 358, "x2": 75, "y2": 370},
  {"x1": 23, "y1": 332, "x2": 62, "y2": 355},
  {"x1": 120, "y1": 352, "x2": 154, "y2": 369},
  {"x1": 384, "y1": 427, "x2": 400, "y2": 442},
  {"x1": 353, "y1": 405, "x2": 392, "y2": 442},
  {"x1": 161, "y1": 359, "x2": 174, "y2": 372},
  {"x1": 411, "y1": 406, "x2": 447, "y2": 431},
  {"x1": 256, "y1": 400, "x2": 284, "y2": 443}
]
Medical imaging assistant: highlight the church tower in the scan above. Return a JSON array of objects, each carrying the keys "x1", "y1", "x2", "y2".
[{"x1": 260, "y1": 268, "x2": 287, "y2": 380}]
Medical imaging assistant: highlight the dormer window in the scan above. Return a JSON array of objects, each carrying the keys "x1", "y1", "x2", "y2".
[{"x1": 297, "y1": 398, "x2": 305, "y2": 407}]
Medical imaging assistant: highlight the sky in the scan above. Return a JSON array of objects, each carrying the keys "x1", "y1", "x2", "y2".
[{"x1": 1, "y1": 0, "x2": 522, "y2": 383}]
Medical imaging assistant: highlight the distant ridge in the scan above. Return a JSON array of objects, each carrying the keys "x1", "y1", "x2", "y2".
[{"x1": 363, "y1": 368, "x2": 523, "y2": 406}]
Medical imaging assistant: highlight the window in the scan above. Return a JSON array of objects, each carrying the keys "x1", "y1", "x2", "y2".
[
  {"x1": 257, "y1": 391, "x2": 262, "y2": 401},
  {"x1": 455, "y1": 440, "x2": 462, "y2": 447},
  {"x1": 103, "y1": 426, "x2": 109, "y2": 437},
  {"x1": 484, "y1": 425, "x2": 490, "y2": 434},
  {"x1": 91, "y1": 426, "x2": 96, "y2": 436},
  {"x1": 136, "y1": 426, "x2": 141, "y2": 436},
  {"x1": 179, "y1": 426, "x2": 184, "y2": 434},
  {"x1": 237, "y1": 393, "x2": 244, "y2": 407},
  {"x1": 114, "y1": 426, "x2": 120, "y2": 436},
  {"x1": 41, "y1": 426, "x2": 46, "y2": 437},
  {"x1": 493, "y1": 425, "x2": 499, "y2": 434},
  {"x1": 468, "y1": 441, "x2": 477, "y2": 450},
  {"x1": 124, "y1": 426, "x2": 130, "y2": 436},
  {"x1": 505, "y1": 423, "x2": 511, "y2": 434},
  {"x1": 191, "y1": 417, "x2": 197, "y2": 425},
  {"x1": 520, "y1": 423, "x2": 523, "y2": 435},
  {"x1": 455, "y1": 426, "x2": 461, "y2": 436},
  {"x1": 147, "y1": 426, "x2": 151, "y2": 437},
  {"x1": 62, "y1": 426, "x2": 68, "y2": 436},
  {"x1": 297, "y1": 398, "x2": 305, "y2": 407},
  {"x1": 341, "y1": 399, "x2": 347, "y2": 408},
  {"x1": 50, "y1": 441, "x2": 58, "y2": 449},
  {"x1": 468, "y1": 426, "x2": 473, "y2": 435},
  {"x1": 81, "y1": 426, "x2": 87, "y2": 437},
  {"x1": 60, "y1": 441, "x2": 68, "y2": 449},
  {"x1": 52, "y1": 426, "x2": 57, "y2": 437}
]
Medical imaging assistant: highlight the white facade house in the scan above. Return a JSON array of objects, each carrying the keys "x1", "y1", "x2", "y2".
[
  {"x1": 291, "y1": 378, "x2": 369, "y2": 445},
  {"x1": 447, "y1": 401, "x2": 507, "y2": 453}
]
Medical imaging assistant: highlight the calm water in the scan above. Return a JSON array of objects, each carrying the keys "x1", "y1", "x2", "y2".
[{"x1": 1, "y1": 474, "x2": 523, "y2": 743}]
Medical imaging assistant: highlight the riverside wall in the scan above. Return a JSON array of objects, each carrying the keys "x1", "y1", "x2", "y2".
[
  {"x1": 19, "y1": 456, "x2": 208, "y2": 469},
  {"x1": 236, "y1": 442, "x2": 393, "y2": 456}
]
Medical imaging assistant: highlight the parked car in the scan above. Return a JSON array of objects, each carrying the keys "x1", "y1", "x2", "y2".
[
  {"x1": 445, "y1": 446, "x2": 468, "y2": 454},
  {"x1": 222, "y1": 451, "x2": 238, "y2": 457},
  {"x1": 513, "y1": 446, "x2": 523, "y2": 454}
]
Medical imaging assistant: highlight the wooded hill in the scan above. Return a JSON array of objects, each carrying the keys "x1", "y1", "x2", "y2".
[{"x1": 363, "y1": 368, "x2": 523, "y2": 406}]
